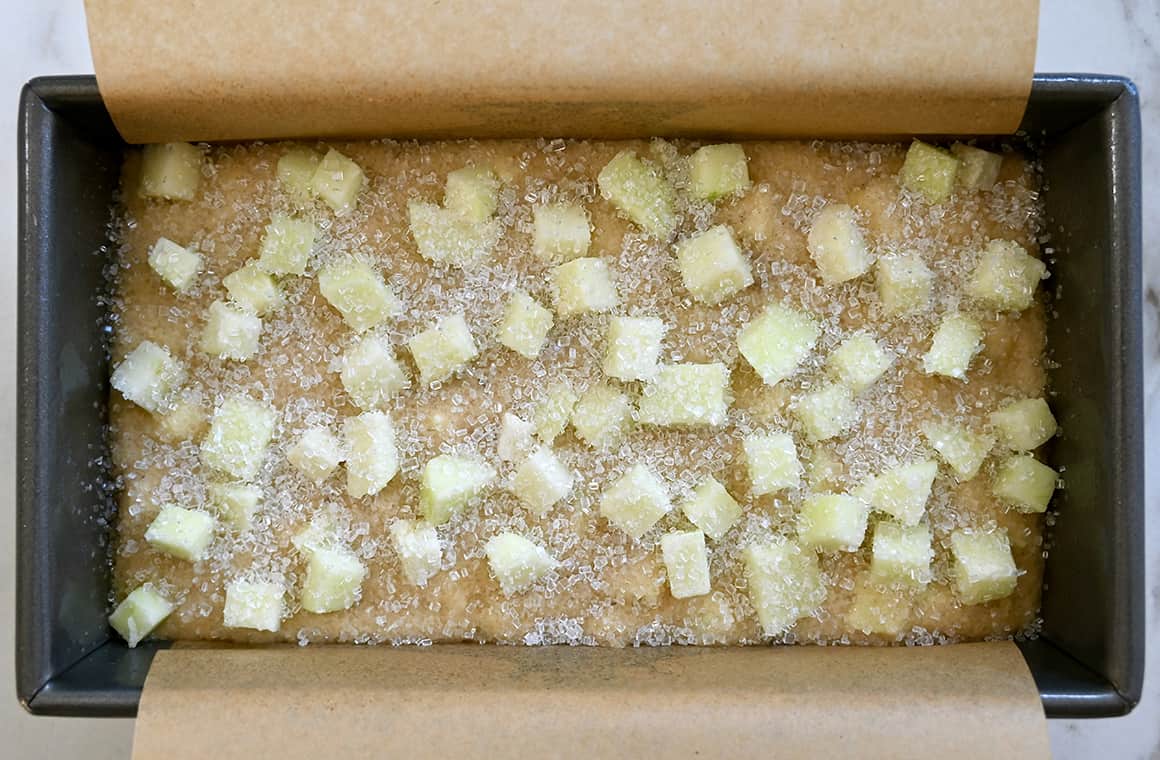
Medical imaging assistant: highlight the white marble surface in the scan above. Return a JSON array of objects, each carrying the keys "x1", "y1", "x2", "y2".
[{"x1": 0, "y1": 0, "x2": 1155, "y2": 757}]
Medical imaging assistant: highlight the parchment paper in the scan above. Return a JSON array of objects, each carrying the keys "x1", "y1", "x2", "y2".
[{"x1": 85, "y1": 0, "x2": 1038, "y2": 143}]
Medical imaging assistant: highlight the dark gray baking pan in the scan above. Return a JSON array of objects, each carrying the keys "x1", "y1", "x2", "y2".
[{"x1": 15, "y1": 75, "x2": 1143, "y2": 717}]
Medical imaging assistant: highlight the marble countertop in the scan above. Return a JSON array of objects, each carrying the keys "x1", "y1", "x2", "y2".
[{"x1": 1, "y1": 0, "x2": 1156, "y2": 757}]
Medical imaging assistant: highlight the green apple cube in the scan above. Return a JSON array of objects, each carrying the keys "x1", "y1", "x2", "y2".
[
  {"x1": 922, "y1": 313, "x2": 983, "y2": 379},
  {"x1": 389, "y1": 520, "x2": 442, "y2": 587},
  {"x1": 571, "y1": 385, "x2": 631, "y2": 447},
  {"x1": 512, "y1": 446, "x2": 574, "y2": 515},
  {"x1": 637, "y1": 362, "x2": 730, "y2": 427},
  {"x1": 256, "y1": 213, "x2": 317, "y2": 276},
  {"x1": 680, "y1": 476, "x2": 742, "y2": 540},
  {"x1": 744, "y1": 431, "x2": 801, "y2": 496},
  {"x1": 109, "y1": 585, "x2": 175, "y2": 647},
  {"x1": 206, "y1": 481, "x2": 262, "y2": 530},
  {"x1": 993, "y1": 455, "x2": 1058, "y2": 513},
  {"x1": 870, "y1": 520, "x2": 933, "y2": 586},
  {"x1": 920, "y1": 421, "x2": 995, "y2": 480},
  {"x1": 287, "y1": 427, "x2": 344, "y2": 484},
  {"x1": 497, "y1": 290, "x2": 554, "y2": 359},
  {"x1": 200, "y1": 300, "x2": 263, "y2": 360},
  {"x1": 485, "y1": 532, "x2": 559, "y2": 596},
  {"x1": 407, "y1": 313, "x2": 479, "y2": 385},
  {"x1": 156, "y1": 395, "x2": 207, "y2": 443},
  {"x1": 342, "y1": 411, "x2": 398, "y2": 498},
  {"x1": 675, "y1": 225, "x2": 754, "y2": 305},
  {"x1": 139, "y1": 142, "x2": 203, "y2": 201},
  {"x1": 223, "y1": 264, "x2": 282, "y2": 315},
  {"x1": 660, "y1": 530, "x2": 712, "y2": 599},
  {"x1": 340, "y1": 335, "x2": 408, "y2": 410},
  {"x1": 532, "y1": 203, "x2": 591, "y2": 261},
  {"x1": 532, "y1": 381, "x2": 578, "y2": 442},
  {"x1": 951, "y1": 143, "x2": 1003, "y2": 191},
  {"x1": 420, "y1": 453, "x2": 496, "y2": 525},
  {"x1": 827, "y1": 333, "x2": 892, "y2": 392},
  {"x1": 276, "y1": 147, "x2": 321, "y2": 202},
  {"x1": 900, "y1": 140, "x2": 960, "y2": 204},
  {"x1": 596, "y1": 150, "x2": 677, "y2": 238},
  {"x1": 793, "y1": 382, "x2": 858, "y2": 442},
  {"x1": 309, "y1": 148, "x2": 365, "y2": 215},
  {"x1": 966, "y1": 240, "x2": 1047, "y2": 312},
  {"x1": 223, "y1": 579, "x2": 284, "y2": 632},
  {"x1": 990, "y1": 397, "x2": 1057, "y2": 450},
  {"x1": 807, "y1": 204, "x2": 873, "y2": 284},
  {"x1": 599, "y1": 463, "x2": 671, "y2": 539},
  {"x1": 798, "y1": 493, "x2": 869, "y2": 552},
  {"x1": 200, "y1": 396, "x2": 276, "y2": 480},
  {"x1": 145, "y1": 504, "x2": 216, "y2": 562},
  {"x1": 318, "y1": 257, "x2": 401, "y2": 333},
  {"x1": 551, "y1": 257, "x2": 617, "y2": 317},
  {"x1": 301, "y1": 546, "x2": 367, "y2": 613},
  {"x1": 603, "y1": 316, "x2": 666, "y2": 381},
  {"x1": 444, "y1": 165, "x2": 500, "y2": 222},
  {"x1": 148, "y1": 237, "x2": 202, "y2": 292},
  {"x1": 860, "y1": 460, "x2": 938, "y2": 526},
  {"x1": 743, "y1": 537, "x2": 826, "y2": 636},
  {"x1": 689, "y1": 143, "x2": 751, "y2": 201},
  {"x1": 950, "y1": 529, "x2": 1018, "y2": 605},
  {"x1": 407, "y1": 200, "x2": 500, "y2": 269},
  {"x1": 497, "y1": 412, "x2": 536, "y2": 462},
  {"x1": 737, "y1": 303, "x2": 820, "y2": 386},
  {"x1": 111, "y1": 340, "x2": 186, "y2": 414},
  {"x1": 876, "y1": 254, "x2": 934, "y2": 316}
]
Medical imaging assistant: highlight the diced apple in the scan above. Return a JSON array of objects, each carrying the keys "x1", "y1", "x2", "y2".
[
  {"x1": 807, "y1": 204, "x2": 873, "y2": 284},
  {"x1": 675, "y1": 225, "x2": 754, "y2": 305},
  {"x1": 637, "y1": 363, "x2": 730, "y2": 427},
  {"x1": 951, "y1": 143, "x2": 1003, "y2": 191},
  {"x1": 444, "y1": 165, "x2": 500, "y2": 222},
  {"x1": 111, "y1": 340, "x2": 185, "y2": 414},
  {"x1": 551, "y1": 257, "x2": 617, "y2": 317},
  {"x1": 859, "y1": 460, "x2": 938, "y2": 526},
  {"x1": 318, "y1": 257, "x2": 401, "y2": 333},
  {"x1": 744, "y1": 431, "x2": 801, "y2": 496},
  {"x1": 680, "y1": 477, "x2": 742, "y2": 541},
  {"x1": 532, "y1": 381, "x2": 578, "y2": 442},
  {"x1": 869, "y1": 521, "x2": 933, "y2": 586},
  {"x1": 485, "y1": 532, "x2": 559, "y2": 595},
  {"x1": 497, "y1": 290, "x2": 554, "y2": 359},
  {"x1": 793, "y1": 383, "x2": 858, "y2": 442},
  {"x1": 827, "y1": 333, "x2": 892, "y2": 392},
  {"x1": 661, "y1": 530, "x2": 712, "y2": 599},
  {"x1": 109, "y1": 585, "x2": 174, "y2": 647},
  {"x1": 276, "y1": 147, "x2": 321, "y2": 202},
  {"x1": 737, "y1": 303, "x2": 820, "y2": 386},
  {"x1": 571, "y1": 385, "x2": 632, "y2": 447},
  {"x1": 603, "y1": 316, "x2": 666, "y2": 381},
  {"x1": 993, "y1": 455, "x2": 1058, "y2": 513},
  {"x1": 342, "y1": 411, "x2": 399, "y2": 498},
  {"x1": 922, "y1": 313, "x2": 983, "y2": 380},
  {"x1": 155, "y1": 395, "x2": 207, "y2": 443},
  {"x1": 990, "y1": 397, "x2": 1057, "y2": 450},
  {"x1": 688, "y1": 143, "x2": 751, "y2": 201},
  {"x1": 920, "y1": 421, "x2": 995, "y2": 480},
  {"x1": 301, "y1": 546, "x2": 367, "y2": 613},
  {"x1": 949, "y1": 529, "x2": 1018, "y2": 605},
  {"x1": 876, "y1": 254, "x2": 934, "y2": 316},
  {"x1": 497, "y1": 412, "x2": 536, "y2": 462},
  {"x1": 389, "y1": 520, "x2": 442, "y2": 587},
  {"x1": 420, "y1": 453, "x2": 496, "y2": 525},
  {"x1": 407, "y1": 313, "x2": 479, "y2": 385},
  {"x1": 206, "y1": 481, "x2": 262, "y2": 530},
  {"x1": 340, "y1": 334, "x2": 408, "y2": 410},
  {"x1": 599, "y1": 463, "x2": 671, "y2": 539},
  {"x1": 966, "y1": 239, "x2": 1048, "y2": 312},
  {"x1": 286, "y1": 427, "x2": 344, "y2": 484},
  {"x1": 223, "y1": 579, "x2": 284, "y2": 632},
  {"x1": 407, "y1": 200, "x2": 500, "y2": 269},
  {"x1": 148, "y1": 237, "x2": 202, "y2": 292},
  {"x1": 200, "y1": 396, "x2": 276, "y2": 480},
  {"x1": 309, "y1": 148, "x2": 365, "y2": 214},
  {"x1": 139, "y1": 142, "x2": 202, "y2": 201},
  {"x1": 223, "y1": 264, "x2": 282, "y2": 315},
  {"x1": 532, "y1": 203, "x2": 591, "y2": 261},
  {"x1": 256, "y1": 213, "x2": 317, "y2": 276},
  {"x1": 743, "y1": 537, "x2": 826, "y2": 636},
  {"x1": 200, "y1": 300, "x2": 263, "y2": 360},
  {"x1": 596, "y1": 150, "x2": 677, "y2": 238},
  {"x1": 900, "y1": 140, "x2": 960, "y2": 204},
  {"x1": 144, "y1": 504, "x2": 216, "y2": 562},
  {"x1": 798, "y1": 493, "x2": 869, "y2": 552},
  {"x1": 511, "y1": 446, "x2": 574, "y2": 515}
]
